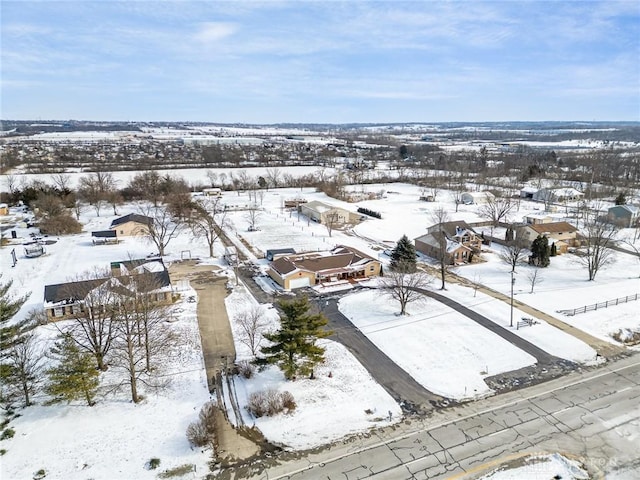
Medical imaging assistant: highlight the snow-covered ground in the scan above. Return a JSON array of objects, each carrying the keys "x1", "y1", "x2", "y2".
[
  {"x1": 224, "y1": 284, "x2": 401, "y2": 450},
  {"x1": 1, "y1": 172, "x2": 638, "y2": 476},
  {"x1": 338, "y1": 288, "x2": 537, "y2": 400},
  {"x1": 480, "y1": 453, "x2": 589, "y2": 480}
]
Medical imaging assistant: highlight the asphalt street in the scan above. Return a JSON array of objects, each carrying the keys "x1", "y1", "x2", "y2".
[{"x1": 239, "y1": 354, "x2": 640, "y2": 480}]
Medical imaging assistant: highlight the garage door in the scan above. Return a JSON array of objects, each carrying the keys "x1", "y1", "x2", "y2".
[{"x1": 289, "y1": 277, "x2": 311, "y2": 289}]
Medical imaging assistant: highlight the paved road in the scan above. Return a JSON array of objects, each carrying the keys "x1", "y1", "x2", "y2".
[{"x1": 235, "y1": 354, "x2": 640, "y2": 480}]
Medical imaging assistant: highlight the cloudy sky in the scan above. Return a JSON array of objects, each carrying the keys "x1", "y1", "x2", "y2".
[{"x1": 2, "y1": 0, "x2": 639, "y2": 123}]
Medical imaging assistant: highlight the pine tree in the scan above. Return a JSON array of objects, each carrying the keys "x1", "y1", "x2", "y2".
[
  {"x1": 257, "y1": 297, "x2": 332, "y2": 380},
  {"x1": 550, "y1": 242, "x2": 557, "y2": 257},
  {"x1": 1, "y1": 277, "x2": 31, "y2": 403},
  {"x1": 529, "y1": 235, "x2": 550, "y2": 267},
  {"x1": 45, "y1": 333, "x2": 99, "y2": 406},
  {"x1": 390, "y1": 235, "x2": 417, "y2": 273}
]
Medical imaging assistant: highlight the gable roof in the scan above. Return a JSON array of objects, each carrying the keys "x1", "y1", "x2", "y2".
[
  {"x1": 302, "y1": 200, "x2": 342, "y2": 214},
  {"x1": 44, "y1": 270, "x2": 171, "y2": 305},
  {"x1": 270, "y1": 245, "x2": 376, "y2": 276},
  {"x1": 92, "y1": 230, "x2": 117, "y2": 238},
  {"x1": 527, "y1": 221, "x2": 578, "y2": 234},
  {"x1": 608, "y1": 205, "x2": 639, "y2": 216},
  {"x1": 110, "y1": 213, "x2": 153, "y2": 228}
]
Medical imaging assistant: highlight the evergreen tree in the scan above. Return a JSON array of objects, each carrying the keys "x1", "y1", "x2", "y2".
[
  {"x1": 529, "y1": 235, "x2": 550, "y2": 267},
  {"x1": 257, "y1": 297, "x2": 332, "y2": 380},
  {"x1": 614, "y1": 191, "x2": 627, "y2": 206},
  {"x1": 0, "y1": 277, "x2": 31, "y2": 403},
  {"x1": 45, "y1": 333, "x2": 99, "y2": 406},
  {"x1": 550, "y1": 242, "x2": 557, "y2": 257},
  {"x1": 390, "y1": 235, "x2": 417, "y2": 273}
]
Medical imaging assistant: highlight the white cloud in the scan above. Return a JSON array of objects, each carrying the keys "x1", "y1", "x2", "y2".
[{"x1": 194, "y1": 22, "x2": 237, "y2": 43}]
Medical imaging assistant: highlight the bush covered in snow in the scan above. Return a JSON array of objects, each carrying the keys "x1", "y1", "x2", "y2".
[{"x1": 247, "y1": 389, "x2": 296, "y2": 418}]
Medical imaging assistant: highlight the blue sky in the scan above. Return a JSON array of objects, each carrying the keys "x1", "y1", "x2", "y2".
[{"x1": 2, "y1": 0, "x2": 639, "y2": 123}]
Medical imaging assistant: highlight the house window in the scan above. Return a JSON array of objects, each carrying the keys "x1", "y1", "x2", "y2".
[
  {"x1": 54, "y1": 307, "x2": 64, "y2": 317},
  {"x1": 120, "y1": 230, "x2": 124, "y2": 234},
  {"x1": 369, "y1": 265, "x2": 375, "y2": 272}
]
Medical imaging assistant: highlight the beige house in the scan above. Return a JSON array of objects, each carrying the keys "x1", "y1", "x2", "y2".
[
  {"x1": 268, "y1": 245, "x2": 382, "y2": 290},
  {"x1": 516, "y1": 221, "x2": 579, "y2": 249},
  {"x1": 109, "y1": 213, "x2": 152, "y2": 236},
  {"x1": 415, "y1": 221, "x2": 483, "y2": 265},
  {"x1": 298, "y1": 200, "x2": 358, "y2": 225},
  {"x1": 44, "y1": 258, "x2": 172, "y2": 322}
]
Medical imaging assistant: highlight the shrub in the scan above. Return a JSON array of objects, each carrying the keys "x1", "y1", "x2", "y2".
[
  {"x1": 236, "y1": 360, "x2": 255, "y2": 379},
  {"x1": 247, "y1": 389, "x2": 296, "y2": 418},
  {"x1": 33, "y1": 469, "x2": 46, "y2": 479},
  {"x1": 38, "y1": 213, "x2": 82, "y2": 235},
  {"x1": 0, "y1": 449, "x2": 6, "y2": 456},
  {"x1": 186, "y1": 402, "x2": 216, "y2": 448},
  {"x1": 357, "y1": 207, "x2": 382, "y2": 219},
  {"x1": 147, "y1": 458, "x2": 161, "y2": 470},
  {"x1": 0, "y1": 428, "x2": 15, "y2": 441}
]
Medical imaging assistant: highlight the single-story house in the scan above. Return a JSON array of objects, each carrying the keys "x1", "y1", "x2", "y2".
[
  {"x1": 265, "y1": 248, "x2": 296, "y2": 261},
  {"x1": 415, "y1": 221, "x2": 483, "y2": 265},
  {"x1": 519, "y1": 186, "x2": 538, "y2": 199},
  {"x1": 461, "y1": 191, "x2": 495, "y2": 205},
  {"x1": 109, "y1": 213, "x2": 152, "y2": 236},
  {"x1": 92, "y1": 230, "x2": 118, "y2": 245},
  {"x1": 268, "y1": 245, "x2": 381, "y2": 290},
  {"x1": 516, "y1": 221, "x2": 579, "y2": 249},
  {"x1": 607, "y1": 205, "x2": 639, "y2": 228},
  {"x1": 44, "y1": 266, "x2": 172, "y2": 322},
  {"x1": 203, "y1": 187, "x2": 222, "y2": 197},
  {"x1": 298, "y1": 200, "x2": 358, "y2": 225},
  {"x1": 533, "y1": 187, "x2": 584, "y2": 204},
  {"x1": 522, "y1": 213, "x2": 554, "y2": 225}
]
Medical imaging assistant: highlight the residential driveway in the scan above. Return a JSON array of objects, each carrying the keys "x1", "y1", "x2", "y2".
[{"x1": 169, "y1": 261, "x2": 236, "y2": 389}]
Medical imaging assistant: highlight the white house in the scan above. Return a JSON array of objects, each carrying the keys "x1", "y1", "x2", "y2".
[{"x1": 461, "y1": 191, "x2": 495, "y2": 205}]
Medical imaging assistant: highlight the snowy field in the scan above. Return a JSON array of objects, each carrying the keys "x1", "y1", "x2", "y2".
[
  {"x1": 1, "y1": 169, "x2": 639, "y2": 477},
  {"x1": 480, "y1": 453, "x2": 589, "y2": 480}
]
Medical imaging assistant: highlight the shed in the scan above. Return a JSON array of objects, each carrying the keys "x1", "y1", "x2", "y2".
[
  {"x1": 92, "y1": 230, "x2": 118, "y2": 245},
  {"x1": 461, "y1": 191, "x2": 495, "y2": 205},
  {"x1": 266, "y1": 248, "x2": 296, "y2": 261}
]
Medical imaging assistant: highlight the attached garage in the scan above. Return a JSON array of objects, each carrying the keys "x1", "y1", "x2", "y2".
[{"x1": 288, "y1": 276, "x2": 311, "y2": 289}]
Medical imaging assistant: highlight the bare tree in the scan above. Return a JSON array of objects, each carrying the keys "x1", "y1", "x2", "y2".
[
  {"x1": 189, "y1": 197, "x2": 228, "y2": 258},
  {"x1": 526, "y1": 269, "x2": 544, "y2": 293},
  {"x1": 127, "y1": 171, "x2": 164, "y2": 207},
  {"x1": 620, "y1": 239, "x2": 640, "y2": 278},
  {"x1": 265, "y1": 167, "x2": 282, "y2": 190},
  {"x1": 451, "y1": 180, "x2": 466, "y2": 213},
  {"x1": 60, "y1": 270, "x2": 116, "y2": 371},
  {"x1": 51, "y1": 173, "x2": 72, "y2": 192},
  {"x1": 380, "y1": 271, "x2": 432, "y2": 315},
  {"x1": 430, "y1": 207, "x2": 450, "y2": 290},
  {"x1": 478, "y1": 196, "x2": 514, "y2": 238},
  {"x1": 245, "y1": 205, "x2": 262, "y2": 231},
  {"x1": 5, "y1": 331, "x2": 43, "y2": 407},
  {"x1": 324, "y1": 211, "x2": 340, "y2": 238},
  {"x1": 111, "y1": 300, "x2": 146, "y2": 403},
  {"x1": 577, "y1": 209, "x2": 618, "y2": 281},
  {"x1": 78, "y1": 172, "x2": 117, "y2": 217},
  {"x1": 499, "y1": 238, "x2": 529, "y2": 273},
  {"x1": 139, "y1": 205, "x2": 184, "y2": 256},
  {"x1": 235, "y1": 306, "x2": 269, "y2": 357},
  {"x1": 206, "y1": 170, "x2": 218, "y2": 187}
]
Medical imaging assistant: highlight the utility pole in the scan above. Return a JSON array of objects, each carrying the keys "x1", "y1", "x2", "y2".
[{"x1": 510, "y1": 270, "x2": 516, "y2": 327}]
